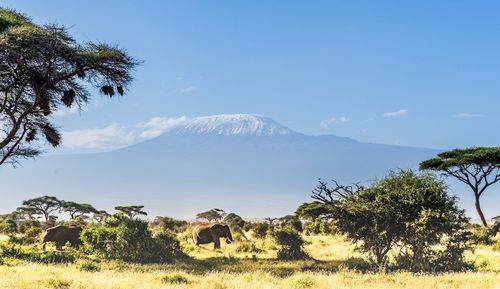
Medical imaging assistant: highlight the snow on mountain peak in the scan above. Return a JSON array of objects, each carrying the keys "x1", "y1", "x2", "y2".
[{"x1": 160, "y1": 114, "x2": 296, "y2": 136}]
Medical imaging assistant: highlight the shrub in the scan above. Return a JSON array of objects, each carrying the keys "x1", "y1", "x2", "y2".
[
  {"x1": 151, "y1": 216, "x2": 188, "y2": 233},
  {"x1": 0, "y1": 216, "x2": 17, "y2": 234},
  {"x1": 280, "y1": 216, "x2": 303, "y2": 232},
  {"x1": 78, "y1": 260, "x2": 100, "y2": 272},
  {"x1": 17, "y1": 220, "x2": 42, "y2": 234},
  {"x1": 304, "y1": 219, "x2": 336, "y2": 235},
  {"x1": 492, "y1": 240, "x2": 500, "y2": 252},
  {"x1": 290, "y1": 275, "x2": 317, "y2": 289},
  {"x1": 251, "y1": 222, "x2": 269, "y2": 239},
  {"x1": 273, "y1": 229, "x2": 309, "y2": 260},
  {"x1": 45, "y1": 277, "x2": 71, "y2": 289},
  {"x1": 471, "y1": 225, "x2": 496, "y2": 245},
  {"x1": 235, "y1": 242, "x2": 265, "y2": 253},
  {"x1": 160, "y1": 273, "x2": 190, "y2": 284},
  {"x1": 81, "y1": 213, "x2": 186, "y2": 263},
  {"x1": 313, "y1": 170, "x2": 474, "y2": 271}
]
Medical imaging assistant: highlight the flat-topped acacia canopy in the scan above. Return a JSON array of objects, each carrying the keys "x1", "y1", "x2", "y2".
[{"x1": 420, "y1": 147, "x2": 500, "y2": 226}]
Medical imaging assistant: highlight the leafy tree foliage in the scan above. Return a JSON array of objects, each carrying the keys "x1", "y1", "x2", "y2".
[
  {"x1": 18, "y1": 195, "x2": 62, "y2": 221},
  {"x1": 92, "y1": 210, "x2": 110, "y2": 224},
  {"x1": 80, "y1": 213, "x2": 186, "y2": 263},
  {"x1": 249, "y1": 222, "x2": 270, "y2": 239},
  {"x1": 278, "y1": 215, "x2": 303, "y2": 232},
  {"x1": 295, "y1": 201, "x2": 334, "y2": 221},
  {"x1": 196, "y1": 208, "x2": 226, "y2": 222},
  {"x1": 312, "y1": 170, "x2": 473, "y2": 271},
  {"x1": 273, "y1": 229, "x2": 309, "y2": 260},
  {"x1": 13, "y1": 206, "x2": 38, "y2": 220},
  {"x1": 0, "y1": 213, "x2": 17, "y2": 234},
  {"x1": 61, "y1": 201, "x2": 97, "y2": 219},
  {"x1": 223, "y1": 213, "x2": 246, "y2": 229},
  {"x1": 222, "y1": 212, "x2": 248, "y2": 240},
  {"x1": 0, "y1": 8, "x2": 138, "y2": 166},
  {"x1": 114, "y1": 205, "x2": 147, "y2": 218},
  {"x1": 151, "y1": 216, "x2": 188, "y2": 233},
  {"x1": 420, "y1": 147, "x2": 500, "y2": 226}
]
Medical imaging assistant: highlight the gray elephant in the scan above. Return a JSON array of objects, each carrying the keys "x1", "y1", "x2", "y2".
[
  {"x1": 42, "y1": 225, "x2": 83, "y2": 251},
  {"x1": 192, "y1": 223, "x2": 233, "y2": 249}
]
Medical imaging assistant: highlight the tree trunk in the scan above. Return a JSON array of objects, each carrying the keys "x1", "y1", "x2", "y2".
[{"x1": 474, "y1": 193, "x2": 488, "y2": 227}]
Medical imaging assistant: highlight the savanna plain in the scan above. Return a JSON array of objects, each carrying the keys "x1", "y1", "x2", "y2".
[{"x1": 0, "y1": 233, "x2": 499, "y2": 289}]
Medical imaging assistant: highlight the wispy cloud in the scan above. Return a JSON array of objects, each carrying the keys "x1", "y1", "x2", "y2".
[
  {"x1": 63, "y1": 124, "x2": 136, "y2": 150},
  {"x1": 456, "y1": 112, "x2": 487, "y2": 118},
  {"x1": 178, "y1": 86, "x2": 198, "y2": 94},
  {"x1": 138, "y1": 116, "x2": 188, "y2": 138},
  {"x1": 383, "y1": 109, "x2": 407, "y2": 118},
  {"x1": 320, "y1": 116, "x2": 349, "y2": 128},
  {"x1": 62, "y1": 116, "x2": 189, "y2": 150}
]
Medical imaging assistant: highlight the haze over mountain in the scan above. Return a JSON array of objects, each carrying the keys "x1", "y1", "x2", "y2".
[{"x1": 0, "y1": 114, "x2": 497, "y2": 219}]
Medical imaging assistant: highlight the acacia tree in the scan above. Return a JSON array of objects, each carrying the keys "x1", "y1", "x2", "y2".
[
  {"x1": 0, "y1": 8, "x2": 138, "y2": 166},
  {"x1": 196, "y1": 208, "x2": 226, "y2": 222},
  {"x1": 18, "y1": 195, "x2": 62, "y2": 221},
  {"x1": 115, "y1": 205, "x2": 147, "y2": 218},
  {"x1": 223, "y1": 212, "x2": 247, "y2": 239},
  {"x1": 61, "y1": 201, "x2": 97, "y2": 219},
  {"x1": 420, "y1": 147, "x2": 500, "y2": 226},
  {"x1": 223, "y1": 212, "x2": 246, "y2": 229},
  {"x1": 295, "y1": 201, "x2": 334, "y2": 221},
  {"x1": 13, "y1": 206, "x2": 38, "y2": 220},
  {"x1": 92, "y1": 209, "x2": 110, "y2": 224}
]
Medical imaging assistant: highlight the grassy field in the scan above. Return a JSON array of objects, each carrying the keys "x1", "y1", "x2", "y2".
[{"x1": 0, "y1": 233, "x2": 499, "y2": 289}]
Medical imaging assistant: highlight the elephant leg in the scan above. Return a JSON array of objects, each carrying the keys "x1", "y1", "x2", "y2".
[
  {"x1": 42, "y1": 242, "x2": 46, "y2": 252},
  {"x1": 213, "y1": 238, "x2": 221, "y2": 250},
  {"x1": 56, "y1": 242, "x2": 63, "y2": 250}
]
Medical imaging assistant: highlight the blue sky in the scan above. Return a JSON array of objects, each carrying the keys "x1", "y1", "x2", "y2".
[{"x1": 2, "y1": 0, "x2": 500, "y2": 150}]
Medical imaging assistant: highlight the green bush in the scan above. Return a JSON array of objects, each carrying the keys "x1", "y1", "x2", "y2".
[
  {"x1": 81, "y1": 213, "x2": 186, "y2": 263},
  {"x1": 0, "y1": 217, "x2": 17, "y2": 234},
  {"x1": 78, "y1": 260, "x2": 100, "y2": 272},
  {"x1": 160, "y1": 273, "x2": 190, "y2": 284},
  {"x1": 281, "y1": 218, "x2": 303, "y2": 233},
  {"x1": 151, "y1": 216, "x2": 188, "y2": 233},
  {"x1": 471, "y1": 225, "x2": 496, "y2": 245},
  {"x1": 492, "y1": 240, "x2": 500, "y2": 252},
  {"x1": 17, "y1": 220, "x2": 42, "y2": 234},
  {"x1": 235, "y1": 242, "x2": 265, "y2": 253},
  {"x1": 305, "y1": 220, "x2": 336, "y2": 235},
  {"x1": 314, "y1": 170, "x2": 474, "y2": 272},
  {"x1": 273, "y1": 229, "x2": 309, "y2": 260},
  {"x1": 45, "y1": 277, "x2": 72, "y2": 289},
  {"x1": 251, "y1": 222, "x2": 269, "y2": 239}
]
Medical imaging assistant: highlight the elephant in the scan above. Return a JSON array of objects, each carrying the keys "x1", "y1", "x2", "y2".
[
  {"x1": 42, "y1": 225, "x2": 83, "y2": 251},
  {"x1": 192, "y1": 223, "x2": 233, "y2": 250}
]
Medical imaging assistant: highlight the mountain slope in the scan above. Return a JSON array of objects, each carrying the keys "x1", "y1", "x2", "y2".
[{"x1": 1, "y1": 114, "x2": 495, "y2": 219}]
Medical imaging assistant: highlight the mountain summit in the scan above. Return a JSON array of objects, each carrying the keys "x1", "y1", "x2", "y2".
[{"x1": 164, "y1": 114, "x2": 296, "y2": 136}]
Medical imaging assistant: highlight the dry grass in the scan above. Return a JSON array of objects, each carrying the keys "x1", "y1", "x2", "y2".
[{"x1": 0, "y1": 234, "x2": 499, "y2": 289}]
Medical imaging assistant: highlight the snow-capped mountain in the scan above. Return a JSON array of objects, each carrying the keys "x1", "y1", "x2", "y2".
[
  {"x1": 1, "y1": 114, "x2": 495, "y2": 219},
  {"x1": 165, "y1": 114, "x2": 296, "y2": 136}
]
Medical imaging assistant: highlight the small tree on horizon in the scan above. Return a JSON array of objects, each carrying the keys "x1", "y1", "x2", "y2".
[
  {"x1": 115, "y1": 205, "x2": 147, "y2": 218},
  {"x1": 420, "y1": 147, "x2": 500, "y2": 226},
  {"x1": 19, "y1": 195, "x2": 62, "y2": 221},
  {"x1": 61, "y1": 201, "x2": 98, "y2": 219},
  {"x1": 93, "y1": 209, "x2": 110, "y2": 224},
  {"x1": 196, "y1": 208, "x2": 226, "y2": 223}
]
